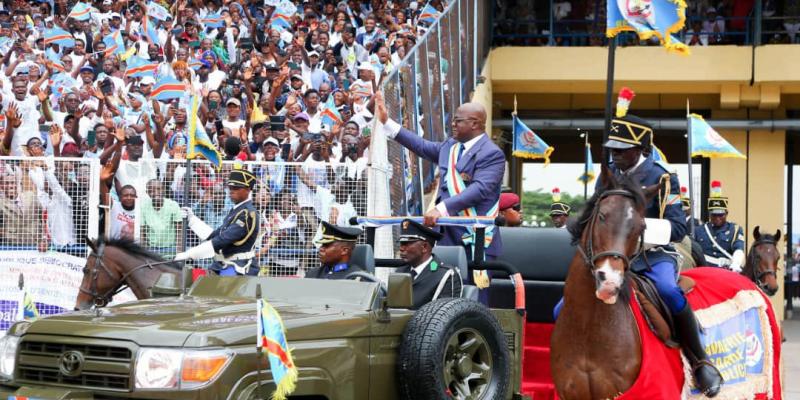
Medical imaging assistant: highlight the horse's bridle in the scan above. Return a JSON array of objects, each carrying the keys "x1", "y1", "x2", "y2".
[
  {"x1": 748, "y1": 238, "x2": 779, "y2": 292},
  {"x1": 80, "y1": 243, "x2": 166, "y2": 308},
  {"x1": 576, "y1": 189, "x2": 644, "y2": 273}
]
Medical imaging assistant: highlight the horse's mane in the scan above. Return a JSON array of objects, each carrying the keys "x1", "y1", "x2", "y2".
[
  {"x1": 98, "y1": 237, "x2": 182, "y2": 270},
  {"x1": 567, "y1": 173, "x2": 646, "y2": 244}
]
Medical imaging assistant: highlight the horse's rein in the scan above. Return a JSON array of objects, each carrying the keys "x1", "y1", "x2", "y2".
[
  {"x1": 577, "y1": 189, "x2": 644, "y2": 272},
  {"x1": 749, "y1": 238, "x2": 779, "y2": 287},
  {"x1": 81, "y1": 246, "x2": 174, "y2": 308}
]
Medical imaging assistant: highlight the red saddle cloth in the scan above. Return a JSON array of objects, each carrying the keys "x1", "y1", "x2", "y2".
[{"x1": 617, "y1": 267, "x2": 782, "y2": 400}]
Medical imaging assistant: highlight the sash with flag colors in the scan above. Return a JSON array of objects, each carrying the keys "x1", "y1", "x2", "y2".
[
  {"x1": 16, "y1": 290, "x2": 39, "y2": 321},
  {"x1": 512, "y1": 115, "x2": 553, "y2": 164},
  {"x1": 257, "y1": 298, "x2": 297, "y2": 400},
  {"x1": 320, "y1": 96, "x2": 342, "y2": 129},
  {"x1": 150, "y1": 77, "x2": 186, "y2": 101},
  {"x1": 68, "y1": 2, "x2": 92, "y2": 21},
  {"x1": 103, "y1": 30, "x2": 126, "y2": 56},
  {"x1": 147, "y1": 1, "x2": 171, "y2": 21},
  {"x1": 125, "y1": 56, "x2": 158, "y2": 78},
  {"x1": 201, "y1": 13, "x2": 225, "y2": 29},
  {"x1": 44, "y1": 28, "x2": 76, "y2": 48},
  {"x1": 418, "y1": 3, "x2": 440, "y2": 24},
  {"x1": 578, "y1": 142, "x2": 596, "y2": 184},
  {"x1": 607, "y1": 0, "x2": 689, "y2": 54},
  {"x1": 8, "y1": 397, "x2": 42, "y2": 400},
  {"x1": 187, "y1": 95, "x2": 222, "y2": 170},
  {"x1": 689, "y1": 114, "x2": 746, "y2": 159}
]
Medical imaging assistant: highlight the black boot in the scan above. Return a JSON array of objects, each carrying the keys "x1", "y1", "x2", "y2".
[{"x1": 674, "y1": 303, "x2": 724, "y2": 398}]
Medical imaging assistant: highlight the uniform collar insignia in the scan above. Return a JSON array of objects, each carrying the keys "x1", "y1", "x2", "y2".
[{"x1": 429, "y1": 260, "x2": 438, "y2": 272}]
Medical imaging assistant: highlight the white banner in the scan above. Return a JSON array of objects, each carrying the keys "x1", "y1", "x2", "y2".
[{"x1": 0, "y1": 251, "x2": 136, "y2": 335}]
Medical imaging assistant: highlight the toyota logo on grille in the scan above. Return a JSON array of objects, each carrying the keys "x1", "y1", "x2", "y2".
[{"x1": 58, "y1": 350, "x2": 85, "y2": 377}]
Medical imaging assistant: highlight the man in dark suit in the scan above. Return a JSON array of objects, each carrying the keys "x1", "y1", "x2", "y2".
[
  {"x1": 396, "y1": 219, "x2": 463, "y2": 309},
  {"x1": 305, "y1": 221, "x2": 365, "y2": 279},
  {"x1": 374, "y1": 91, "x2": 505, "y2": 300}
]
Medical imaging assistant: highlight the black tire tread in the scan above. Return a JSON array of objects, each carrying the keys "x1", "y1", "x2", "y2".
[{"x1": 396, "y1": 298, "x2": 510, "y2": 400}]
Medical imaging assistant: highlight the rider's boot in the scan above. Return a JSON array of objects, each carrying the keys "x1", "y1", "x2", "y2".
[{"x1": 674, "y1": 303, "x2": 724, "y2": 398}]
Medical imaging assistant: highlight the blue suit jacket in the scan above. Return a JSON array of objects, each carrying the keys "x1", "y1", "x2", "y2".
[{"x1": 395, "y1": 127, "x2": 505, "y2": 257}]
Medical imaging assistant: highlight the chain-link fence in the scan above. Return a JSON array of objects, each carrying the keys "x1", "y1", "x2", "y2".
[
  {"x1": 0, "y1": 157, "x2": 100, "y2": 256},
  {"x1": 120, "y1": 159, "x2": 368, "y2": 276}
]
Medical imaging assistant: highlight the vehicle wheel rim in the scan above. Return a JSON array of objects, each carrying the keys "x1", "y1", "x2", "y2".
[{"x1": 443, "y1": 327, "x2": 493, "y2": 400}]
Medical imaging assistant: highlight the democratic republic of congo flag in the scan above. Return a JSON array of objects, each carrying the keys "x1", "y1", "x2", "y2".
[
  {"x1": 418, "y1": 3, "x2": 440, "y2": 24},
  {"x1": 125, "y1": 56, "x2": 158, "y2": 78},
  {"x1": 201, "y1": 12, "x2": 225, "y2": 29},
  {"x1": 44, "y1": 28, "x2": 76, "y2": 48},
  {"x1": 257, "y1": 298, "x2": 297, "y2": 400},
  {"x1": 320, "y1": 96, "x2": 342, "y2": 129},
  {"x1": 103, "y1": 30, "x2": 126, "y2": 56},
  {"x1": 68, "y1": 2, "x2": 93, "y2": 21},
  {"x1": 150, "y1": 76, "x2": 186, "y2": 101}
]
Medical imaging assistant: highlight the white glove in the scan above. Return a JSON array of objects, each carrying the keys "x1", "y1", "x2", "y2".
[
  {"x1": 174, "y1": 241, "x2": 215, "y2": 261},
  {"x1": 730, "y1": 249, "x2": 745, "y2": 273},
  {"x1": 180, "y1": 207, "x2": 193, "y2": 220},
  {"x1": 28, "y1": 168, "x2": 45, "y2": 191}
]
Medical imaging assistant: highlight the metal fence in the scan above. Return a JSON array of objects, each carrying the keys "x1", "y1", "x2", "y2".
[{"x1": 372, "y1": 0, "x2": 490, "y2": 257}]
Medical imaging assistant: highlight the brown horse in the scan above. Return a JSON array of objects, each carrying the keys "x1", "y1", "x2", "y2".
[
  {"x1": 743, "y1": 226, "x2": 781, "y2": 296},
  {"x1": 75, "y1": 237, "x2": 181, "y2": 310},
  {"x1": 550, "y1": 168, "x2": 653, "y2": 399}
]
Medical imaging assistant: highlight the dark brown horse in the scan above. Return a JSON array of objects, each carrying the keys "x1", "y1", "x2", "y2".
[
  {"x1": 550, "y1": 168, "x2": 656, "y2": 399},
  {"x1": 75, "y1": 237, "x2": 180, "y2": 310},
  {"x1": 743, "y1": 226, "x2": 781, "y2": 296}
]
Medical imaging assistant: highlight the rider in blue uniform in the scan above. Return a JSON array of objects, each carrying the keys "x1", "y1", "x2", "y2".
[
  {"x1": 175, "y1": 167, "x2": 261, "y2": 276},
  {"x1": 693, "y1": 182, "x2": 746, "y2": 272},
  {"x1": 554, "y1": 111, "x2": 723, "y2": 397}
]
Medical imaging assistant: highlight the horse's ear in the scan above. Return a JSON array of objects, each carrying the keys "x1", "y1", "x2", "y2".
[
  {"x1": 642, "y1": 182, "x2": 664, "y2": 205},
  {"x1": 753, "y1": 226, "x2": 761, "y2": 241},
  {"x1": 599, "y1": 164, "x2": 617, "y2": 190},
  {"x1": 84, "y1": 235, "x2": 97, "y2": 253},
  {"x1": 775, "y1": 229, "x2": 782, "y2": 243}
]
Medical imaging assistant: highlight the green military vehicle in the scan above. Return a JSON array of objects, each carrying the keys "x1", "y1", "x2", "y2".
[{"x1": 0, "y1": 242, "x2": 532, "y2": 400}]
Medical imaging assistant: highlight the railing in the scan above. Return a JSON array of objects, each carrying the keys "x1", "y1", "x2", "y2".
[
  {"x1": 492, "y1": 11, "x2": 800, "y2": 46},
  {"x1": 370, "y1": 0, "x2": 490, "y2": 259}
]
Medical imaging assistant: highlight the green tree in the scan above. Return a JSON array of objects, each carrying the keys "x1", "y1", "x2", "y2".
[{"x1": 520, "y1": 190, "x2": 587, "y2": 227}]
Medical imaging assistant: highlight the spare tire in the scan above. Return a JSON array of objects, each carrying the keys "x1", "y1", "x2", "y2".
[{"x1": 396, "y1": 298, "x2": 510, "y2": 400}]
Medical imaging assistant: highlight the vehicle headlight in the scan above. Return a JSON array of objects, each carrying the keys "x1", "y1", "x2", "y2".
[
  {"x1": 0, "y1": 335, "x2": 20, "y2": 379},
  {"x1": 135, "y1": 348, "x2": 232, "y2": 390}
]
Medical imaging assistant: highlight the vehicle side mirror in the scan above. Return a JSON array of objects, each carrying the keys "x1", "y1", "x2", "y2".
[
  {"x1": 386, "y1": 273, "x2": 413, "y2": 309},
  {"x1": 150, "y1": 272, "x2": 182, "y2": 297}
]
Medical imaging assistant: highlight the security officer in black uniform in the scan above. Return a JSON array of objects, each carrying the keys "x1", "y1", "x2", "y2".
[
  {"x1": 305, "y1": 221, "x2": 365, "y2": 279},
  {"x1": 599, "y1": 108, "x2": 723, "y2": 396},
  {"x1": 694, "y1": 181, "x2": 746, "y2": 272},
  {"x1": 396, "y1": 219, "x2": 463, "y2": 309},
  {"x1": 175, "y1": 167, "x2": 261, "y2": 276}
]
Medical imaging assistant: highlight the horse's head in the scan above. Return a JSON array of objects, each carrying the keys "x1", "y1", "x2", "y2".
[
  {"x1": 748, "y1": 226, "x2": 781, "y2": 296},
  {"x1": 76, "y1": 236, "x2": 118, "y2": 310},
  {"x1": 570, "y1": 166, "x2": 657, "y2": 305}
]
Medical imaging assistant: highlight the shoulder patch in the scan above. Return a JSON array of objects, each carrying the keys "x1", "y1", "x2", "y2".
[{"x1": 654, "y1": 160, "x2": 676, "y2": 174}]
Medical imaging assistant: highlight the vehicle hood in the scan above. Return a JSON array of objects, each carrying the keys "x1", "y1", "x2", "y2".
[{"x1": 24, "y1": 296, "x2": 372, "y2": 347}]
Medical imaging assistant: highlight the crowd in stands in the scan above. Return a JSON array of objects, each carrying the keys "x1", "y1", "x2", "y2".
[
  {"x1": 0, "y1": 0, "x2": 447, "y2": 272},
  {"x1": 493, "y1": 0, "x2": 800, "y2": 46}
]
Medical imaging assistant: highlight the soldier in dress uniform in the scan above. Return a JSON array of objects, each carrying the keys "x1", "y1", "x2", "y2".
[
  {"x1": 554, "y1": 90, "x2": 723, "y2": 396},
  {"x1": 305, "y1": 221, "x2": 365, "y2": 279},
  {"x1": 175, "y1": 167, "x2": 261, "y2": 276},
  {"x1": 395, "y1": 219, "x2": 463, "y2": 309},
  {"x1": 550, "y1": 188, "x2": 571, "y2": 228},
  {"x1": 693, "y1": 180, "x2": 745, "y2": 272}
]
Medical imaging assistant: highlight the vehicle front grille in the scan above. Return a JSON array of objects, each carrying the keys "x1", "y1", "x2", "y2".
[{"x1": 16, "y1": 339, "x2": 134, "y2": 391}]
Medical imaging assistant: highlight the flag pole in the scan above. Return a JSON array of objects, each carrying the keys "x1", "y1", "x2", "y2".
[
  {"x1": 255, "y1": 284, "x2": 265, "y2": 399},
  {"x1": 602, "y1": 38, "x2": 617, "y2": 168},
  {"x1": 583, "y1": 131, "x2": 589, "y2": 200},
  {"x1": 181, "y1": 156, "x2": 191, "y2": 296},
  {"x1": 686, "y1": 98, "x2": 696, "y2": 236}
]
